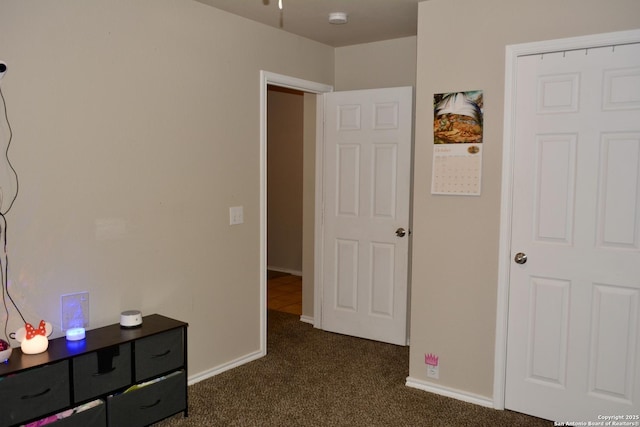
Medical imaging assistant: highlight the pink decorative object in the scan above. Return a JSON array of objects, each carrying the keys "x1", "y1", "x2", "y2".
[
  {"x1": 0, "y1": 338, "x2": 11, "y2": 362},
  {"x1": 425, "y1": 353, "x2": 439, "y2": 366}
]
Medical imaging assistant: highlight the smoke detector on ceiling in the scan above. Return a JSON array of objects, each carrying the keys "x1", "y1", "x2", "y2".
[{"x1": 328, "y1": 12, "x2": 348, "y2": 25}]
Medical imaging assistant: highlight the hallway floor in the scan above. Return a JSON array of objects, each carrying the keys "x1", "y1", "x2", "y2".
[{"x1": 267, "y1": 272, "x2": 302, "y2": 316}]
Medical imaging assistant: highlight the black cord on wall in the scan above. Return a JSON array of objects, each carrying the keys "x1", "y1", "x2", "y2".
[{"x1": 0, "y1": 81, "x2": 27, "y2": 343}]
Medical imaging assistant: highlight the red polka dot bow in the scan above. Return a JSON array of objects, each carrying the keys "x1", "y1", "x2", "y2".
[{"x1": 25, "y1": 320, "x2": 47, "y2": 339}]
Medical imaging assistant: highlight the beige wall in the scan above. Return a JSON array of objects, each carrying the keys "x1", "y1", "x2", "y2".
[
  {"x1": 6, "y1": 0, "x2": 635, "y2": 404},
  {"x1": 335, "y1": 36, "x2": 417, "y2": 91},
  {"x1": 267, "y1": 87, "x2": 303, "y2": 274},
  {"x1": 409, "y1": 0, "x2": 640, "y2": 400},
  {"x1": 0, "y1": 0, "x2": 333, "y2": 377}
]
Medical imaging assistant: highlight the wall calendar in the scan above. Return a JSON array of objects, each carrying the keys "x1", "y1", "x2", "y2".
[{"x1": 431, "y1": 90, "x2": 483, "y2": 196}]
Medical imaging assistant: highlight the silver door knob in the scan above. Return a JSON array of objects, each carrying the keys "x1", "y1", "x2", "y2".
[
  {"x1": 514, "y1": 252, "x2": 527, "y2": 264},
  {"x1": 395, "y1": 227, "x2": 406, "y2": 237}
]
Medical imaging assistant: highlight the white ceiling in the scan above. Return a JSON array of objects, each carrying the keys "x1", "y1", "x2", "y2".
[{"x1": 194, "y1": 0, "x2": 421, "y2": 47}]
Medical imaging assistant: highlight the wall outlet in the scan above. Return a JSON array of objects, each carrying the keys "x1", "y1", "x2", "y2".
[
  {"x1": 229, "y1": 206, "x2": 244, "y2": 225},
  {"x1": 61, "y1": 292, "x2": 89, "y2": 330},
  {"x1": 427, "y1": 364, "x2": 439, "y2": 379}
]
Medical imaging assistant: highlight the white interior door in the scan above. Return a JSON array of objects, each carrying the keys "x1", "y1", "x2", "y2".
[
  {"x1": 321, "y1": 87, "x2": 412, "y2": 346},
  {"x1": 505, "y1": 41, "x2": 640, "y2": 421}
]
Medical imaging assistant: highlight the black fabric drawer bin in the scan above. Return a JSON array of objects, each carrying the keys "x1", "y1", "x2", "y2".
[
  {"x1": 0, "y1": 361, "x2": 70, "y2": 427},
  {"x1": 107, "y1": 370, "x2": 186, "y2": 427},
  {"x1": 134, "y1": 329, "x2": 183, "y2": 381},
  {"x1": 34, "y1": 400, "x2": 106, "y2": 427},
  {"x1": 72, "y1": 343, "x2": 132, "y2": 403}
]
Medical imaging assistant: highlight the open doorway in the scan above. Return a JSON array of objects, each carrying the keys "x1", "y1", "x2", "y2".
[
  {"x1": 266, "y1": 85, "x2": 304, "y2": 316},
  {"x1": 259, "y1": 71, "x2": 333, "y2": 355}
]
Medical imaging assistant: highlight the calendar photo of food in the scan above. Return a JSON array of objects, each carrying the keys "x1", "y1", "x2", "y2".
[
  {"x1": 433, "y1": 91, "x2": 483, "y2": 144},
  {"x1": 431, "y1": 90, "x2": 484, "y2": 196}
]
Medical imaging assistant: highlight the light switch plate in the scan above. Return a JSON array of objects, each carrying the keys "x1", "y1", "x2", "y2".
[{"x1": 229, "y1": 206, "x2": 244, "y2": 225}]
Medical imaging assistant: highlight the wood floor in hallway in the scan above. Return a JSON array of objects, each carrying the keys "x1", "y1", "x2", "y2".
[{"x1": 267, "y1": 271, "x2": 302, "y2": 316}]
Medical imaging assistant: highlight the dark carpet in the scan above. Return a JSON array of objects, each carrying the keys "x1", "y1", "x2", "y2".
[{"x1": 154, "y1": 310, "x2": 552, "y2": 426}]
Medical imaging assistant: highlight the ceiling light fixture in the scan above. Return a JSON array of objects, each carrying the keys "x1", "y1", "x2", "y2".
[
  {"x1": 278, "y1": 0, "x2": 282, "y2": 10},
  {"x1": 328, "y1": 12, "x2": 348, "y2": 25}
]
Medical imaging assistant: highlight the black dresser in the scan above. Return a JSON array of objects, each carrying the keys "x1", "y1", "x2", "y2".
[{"x1": 0, "y1": 314, "x2": 188, "y2": 427}]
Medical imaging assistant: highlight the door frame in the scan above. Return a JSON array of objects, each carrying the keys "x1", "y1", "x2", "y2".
[
  {"x1": 259, "y1": 71, "x2": 333, "y2": 354},
  {"x1": 493, "y1": 28, "x2": 640, "y2": 410}
]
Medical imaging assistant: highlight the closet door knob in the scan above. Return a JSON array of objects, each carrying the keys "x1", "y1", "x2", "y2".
[{"x1": 514, "y1": 252, "x2": 527, "y2": 264}]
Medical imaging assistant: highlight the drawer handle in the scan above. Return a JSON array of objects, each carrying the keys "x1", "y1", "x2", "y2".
[
  {"x1": 151, "y1": 350, "x2": 171, "y2": 359},
  {"x1": 20, "y1": 388, "x2": 51, "y2": 400},
  {"x1": 92, "y1": 367, "x2": 116, "y2": 376},
  {"x1": 140, "y1": 399, "x2": 161, "y2": 410}
]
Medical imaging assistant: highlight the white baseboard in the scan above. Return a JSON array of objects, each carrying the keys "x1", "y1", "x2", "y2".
[
  {"x1": 188, "y1": 349, "x2": 265, "y2": 386},
  {"x1": 190, "y1": 353, "x2": 496, "y2": 412},
  {"x1": 267, "y1": 266, "x2": 303, "y2": 276},
  {"x1": 405, "y1": 376, "x2": 495, "y2": 409},
  {"x1": 189, "y1": 315, "x2": 313, "y2": 385}
]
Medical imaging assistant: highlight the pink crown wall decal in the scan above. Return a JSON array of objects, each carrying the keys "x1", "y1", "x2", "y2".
[{"x1": 425, "y1": 353, "x2": 439, "y2": 366}]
